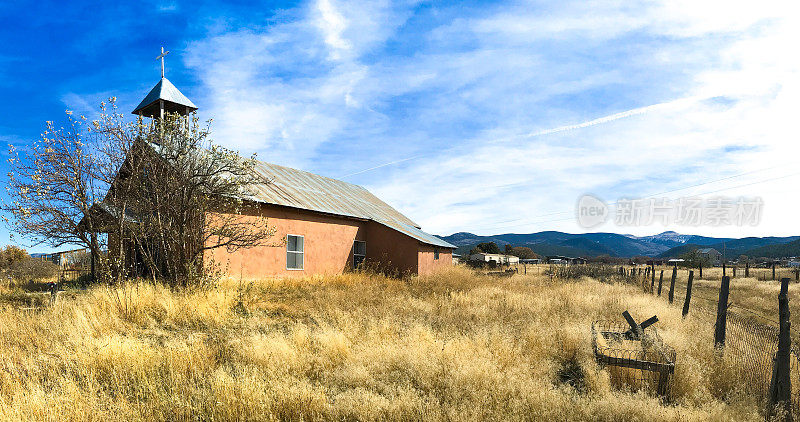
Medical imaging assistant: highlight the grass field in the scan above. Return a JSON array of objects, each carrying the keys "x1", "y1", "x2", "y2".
[{"x1": 0, "y1": 266, "x2": 784, "y2": 421}]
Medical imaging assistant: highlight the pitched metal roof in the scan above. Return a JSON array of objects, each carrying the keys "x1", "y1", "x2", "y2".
[
  {"x1": 373, "y1": 219, "x2": 455, "y2": 249},
  {"x1": 246, "y1": 161, "x2": 456, "y2": 248},
  {"x1": 132, "y1": 78, "x2": 197, "y2": 115},
  {"x1": 139, "y1": 142, "x2": 454, "y2": 248}
]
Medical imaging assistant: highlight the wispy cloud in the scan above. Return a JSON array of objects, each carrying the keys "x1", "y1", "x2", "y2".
[
  {"x1": 314, "y1": 0, "x2": 351, "y2": 60},
  {"x1": 157, "y1": 2, "x2": 178, "y2": 12},
  {"x1": 181, "y1": 0, "x2": 800, "y2": 238}
]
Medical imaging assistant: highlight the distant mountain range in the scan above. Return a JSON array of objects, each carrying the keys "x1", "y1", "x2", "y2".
[
  {"x1": 729, "y1": 239, "x2": 800, "y2": 259},
  {"x1": 440, "y1": 231, "x2": 800, "y2": 259}
]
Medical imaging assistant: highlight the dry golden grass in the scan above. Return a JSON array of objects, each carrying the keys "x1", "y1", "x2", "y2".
[{"x1": 0, "y1": 266, "x2": 772, "y2": 421}]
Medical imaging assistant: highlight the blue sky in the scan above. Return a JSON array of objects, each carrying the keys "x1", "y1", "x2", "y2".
[{"x1": 1, "y1": 0, "x2": 799, "y2": 252}]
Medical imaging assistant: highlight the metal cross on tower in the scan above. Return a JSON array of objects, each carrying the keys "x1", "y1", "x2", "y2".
[{"x1": 156, "y1": 47, "x2": 170, "y2": 78}]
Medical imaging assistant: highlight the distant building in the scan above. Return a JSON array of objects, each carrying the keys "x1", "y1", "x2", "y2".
[
  {"x1": 469, "y1": 253, "x2": 520, "y2": 265},
  {"x1": 31, "y1": 248, "x2": 89, "y2": 268},
  {"x1": 520, "y1": 258, "x2": 541, "y2": 264},
  {"x1": 698, "y1": 248, "x2": 722, "y2": 266},
  {"x1": 547, "y1": 255, "x2": 585, "y2": 265}
]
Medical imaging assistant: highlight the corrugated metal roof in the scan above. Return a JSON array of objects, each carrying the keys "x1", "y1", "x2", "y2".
[
  {"x1": 244, "y1": 161, "x2": 455, "y2": 248},
  {"x1": 246, "y1": 161, "x2": 410, "y2": 223},
  {"x1": 142, "y1": 142, "x2": 454, "y2": 248},
  {"x1": 132, "y1": 78, "x2": 197, "y2": 114},
  {"x1": 379, "y1": 220, "x2": 457, "y2": 249}
]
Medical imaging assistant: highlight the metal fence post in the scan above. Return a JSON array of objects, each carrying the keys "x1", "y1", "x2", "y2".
[
  {"x1": 668, "y1": 266, "x2": 677, "y2": 304},
  {"x1": 715, "y1": 276, "x2": 730, "y2": 348},
  {"x1": 682, "y1": 270, "x2": 694, "y2": 318},
  {"x1": 768, "y1": 278, "x2": 792, "y2": 421}
]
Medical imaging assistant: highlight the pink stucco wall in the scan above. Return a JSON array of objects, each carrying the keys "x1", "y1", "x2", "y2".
[{"x1": 204, "y1": 203, "x2": 452, "y2": 278}]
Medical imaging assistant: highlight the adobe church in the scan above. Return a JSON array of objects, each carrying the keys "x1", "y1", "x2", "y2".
[{"x1": 118, "y1": 55, "x2": 454, "y2": 278}]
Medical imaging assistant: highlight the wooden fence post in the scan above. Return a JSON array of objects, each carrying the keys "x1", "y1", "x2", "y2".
[
  {"x1": 796, "y1": 269, "x2": 799, "y2": 281},
  {"x1": 682, "y1": 270, "x2": 694, "y2": 317},
  {"x1": 650, "y1": 265, "x2": 655, "y2": 294},
  {"x1": 90, "y1": 232, "x2": 97, "y2": 283},
  {"x1": 746, "y1": 261, "x2": 750, "y2": 278},
  {"x1": 668, "y1": 266, "x2": 677, "y2": 304},
  {"x1": 714, "y1": 276, "x2": 731, "y2": 348},
  {"x1": 733, "y1": 266, "x2": 736, "y2": 278},
  {"x1": 622, "y1": 310, "x2": 643, "y2": 340},
  {"x1": 49, "y1": 282, "x2": 58, "y2": 306},
  {"x1": 699, "y1": 263, "x2": 703, "y2": 279},
  {"x1": 657, "y1": 270, "x2": 664, "y2": 296},
  {"x1": 773, "y1": 263, "x2": 777, "y2": 281},
  {"x1": 768, "y1": 278, "x2": 792, "y2": 421},
  {"x1": 723, "y1": 262, "x2": 726, "y2": 277}
]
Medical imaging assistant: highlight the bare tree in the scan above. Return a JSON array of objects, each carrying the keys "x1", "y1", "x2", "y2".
[
  {"x1": 2, "y1": 99, "x2": 133, "y2": 280},
  {"x1": 103, "y1": 112, "x2": 276, "y2": 287},
  {"x1": 5, "y1": 100, "x2": 275, "y2": 286}
]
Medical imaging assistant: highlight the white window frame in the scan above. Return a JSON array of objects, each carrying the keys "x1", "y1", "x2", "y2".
[
  {"x1": 353, "y1": 240, "x2": 366, "y2": 268},
  {"x1": 286, "y1": 234, "x2": 304, "y2": 270}
]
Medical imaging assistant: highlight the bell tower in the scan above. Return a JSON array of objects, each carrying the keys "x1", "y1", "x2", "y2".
[{"x1": 132, "y1": 47, "x2": 197, "y2": 118}]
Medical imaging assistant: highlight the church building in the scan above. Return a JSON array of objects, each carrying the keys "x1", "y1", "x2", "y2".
[{"x1": 117, "y1": 53, "x2": 454, "y2": 278}]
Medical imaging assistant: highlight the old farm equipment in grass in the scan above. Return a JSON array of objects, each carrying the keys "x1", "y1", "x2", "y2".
[{"x1": 592, "y1": 311, "x2": 676, "y2": 398}]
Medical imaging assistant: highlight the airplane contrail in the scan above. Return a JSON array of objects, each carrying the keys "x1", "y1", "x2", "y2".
[
  {"x1": 520, "y1": 95, "x2": 704, "y2": 139},
  {"x1": 340, "y1": 154, "x2": 427, "y2": 178},
  {"x1": 341, "y1": 95, "x2": 706, "y2": 179}
]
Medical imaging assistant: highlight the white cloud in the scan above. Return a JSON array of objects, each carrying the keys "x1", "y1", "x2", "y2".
[
  {"x1": 184, "y1": 0, "x2": 800, "y2": 238},
  {"x1": 314, "y1": 0, "x2": 351, "y2": 60},
  {"x1": 156, "y1": 2, "x2": 178, "y2": 13}
]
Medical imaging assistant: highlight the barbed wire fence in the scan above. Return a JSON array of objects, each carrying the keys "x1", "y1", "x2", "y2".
[
  {"x1": 546, "y1": 263, "x2": 799, "y2": 416},
  {"x1": 625, "y1": 266, "x2": 798, "y2": 416}
]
